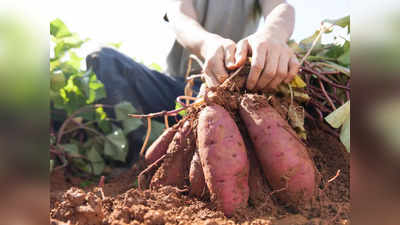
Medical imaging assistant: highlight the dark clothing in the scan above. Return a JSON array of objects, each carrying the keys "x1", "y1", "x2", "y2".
[
  {"x1": 86, "y1": 47, "x2": 200, "y2": 116},
  {"x1": 86, "y1": 47, "x2": 202, "y2": 163}
]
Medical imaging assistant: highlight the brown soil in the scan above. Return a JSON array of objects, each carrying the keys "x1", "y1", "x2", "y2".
[
  {"x1": 50, "y1": 119, "x2": 349, "y2": 225},
  {"x1": 50, "y1": 65, "x2": 350, "y2": 225}
]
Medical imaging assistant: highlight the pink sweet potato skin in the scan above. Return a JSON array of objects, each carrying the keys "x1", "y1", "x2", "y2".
[
  {"x1": 145, "y1": 127, "x2": 177, "y2": 165},
  {"x1": 189, "y1": 151, "x2": 206, "y2": 197},
  {"x1": 239, "y1": 94, "x2": 316, "y2": 204},
  {"x1": 197, "y1": 105, "x2": 249, "y2": 216},
  {"x1": 150, "y1": 121, "x2": 194, "y2": 189}
]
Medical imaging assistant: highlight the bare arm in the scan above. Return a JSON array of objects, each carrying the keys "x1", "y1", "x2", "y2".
[
  {"x1": 259, "y1": 0, "x2": 295, "y2": 41},
  {"x1": 166, "y1": 0, "x2": 210, "y2": 58},
  {"x1": 235, "y1": 1, "x2": 299, "y2": 90},
  {"x1": 166, "y1": 0, "x2": 237, "y2": 86}
]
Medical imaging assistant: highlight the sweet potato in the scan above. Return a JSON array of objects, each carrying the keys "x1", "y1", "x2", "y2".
[
  {"x1": 150, "y1": 121, "x2": 195, "y2": 189},
  {"x1": 239, "y1": 94, "x2": 316, "y2": 204},
  {"x1": 145, "y1": 127, "x2": 177, "y2": 165},
  {"x1": 197, "y1": 105, "x2": 249, "y2": 216},
  {"x1": 189, "y1": 151, "x2": 206, "y2": 197}
]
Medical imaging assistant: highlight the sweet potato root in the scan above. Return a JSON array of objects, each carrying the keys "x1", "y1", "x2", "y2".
[
  {"x1": 150, "y1": 121, "x2": 195, "y2": 189},
  {"x1": 239, "y1": 94, "x2": 316, "y2": 204},
  {"x1": 197, "y1": 105, "x2": 249, "y2": 216},
  {"x1": 144, "y1": 127, "x2": 177, "y2": 165},
  {"x1": 189, "y1": 151, "x2": 206, "y2": 197}
]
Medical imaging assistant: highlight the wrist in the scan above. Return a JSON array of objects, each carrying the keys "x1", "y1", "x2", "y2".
[
  {"x1": 199, "y1": 33, "x2": 222, "y2": 59},
  {"x1": 259, "y1": 24, "x2": 290, "y2": 42}
]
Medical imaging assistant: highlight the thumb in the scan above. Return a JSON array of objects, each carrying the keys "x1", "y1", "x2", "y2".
[
  {"x1": 204, "y1": 74, "x2": 219, "y2": 88},
  {"x1": 224, "y1": 43, "x2": 237, "y2": 70},
  {"x1": 235, "y1": 39, "x2": 249, "y2": 67}
]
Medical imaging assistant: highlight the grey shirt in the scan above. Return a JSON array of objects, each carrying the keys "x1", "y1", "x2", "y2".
[{"x1": 165, "y1": 0, "x2": 263, "y2": 77}]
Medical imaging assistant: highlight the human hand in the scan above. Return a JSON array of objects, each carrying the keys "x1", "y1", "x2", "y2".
[
  {"x1": 200, "y1": 34, "x2": 237, "y2": 87},
  {"x1": 234, "y1": 32, "x2": 300, "y2": 91}
]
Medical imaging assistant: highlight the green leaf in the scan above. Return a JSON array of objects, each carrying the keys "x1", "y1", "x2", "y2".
[
  {"x1": 148, "y1": 120, "x2": 166, "y2": 146},
  {"x1": 61, "y1": 143, "x2": 80, "y2": 157},
  {"x1": 79, "y1": 180, "x2": 93, "y2": 188},
  {"x1": 50, "y1": 60, "x2": 60, "y2": 72},
  {"x1": 175, "y1": 102, "x2": 186, "y2": 116},
  {"x1": 114, "y1": 101, "x2": 137, "y2": 120},
  {"x1": 85, "y1": 146, "x2": 105, "y2": 175},
  {"x1": 148, "y1": 62, "x2": 163, "y2": 72},
  {"x1": 98, "y1": 119, "x2": 112, "y2": 134},
  {"x1": 104, "y1": 127, "x2": 128, "y2": 162},
  {"x1": 82, "y1": 71, "x2": 106, "y2": 104},
  {"x1": 340, "y1": 117, "x2": 350, "y2": 152},
  {"x1": 53, "y1": 34, "x2": 87, "y2": 59},
  {"x1": 95, "y1": 107, "x2": 107, "y2": 120},
  {"x1": 51, "y1": 72, "x2": 66, "y2": 91},
  {"x1": 122, "y1": 118, "x2": 142, "y2": 135},
  {"x1": 68, "y1": 51, "x2": 82, "y2": 71},
  {"x1": 324, "y1": 43, "x2": 346, "y2": 59},
  {"x1": 337, "y1": 49, "x2": 350, "y2": 66},
  {"x1": 318, "y1": 62, "x2": 350, "y2": 77},
  {"x1": 57, "y1": 61, "x2": 79, "y2": 77},
  {"x1": 50, "y1": 159, "x2": 54, "y2": 172},
  {"x1": 107, "y1": 42, "x2": 123, "y2": 49},
  {"x1": 325, "y1": 101, "x2": 350, "y2": 128},
  {"x1": 51, "y1": 89, "x2": 66, "y2": 110},
  {"x1": 299, "y1": 30, "x2": 323, "y2": 53},
  {"x1": 50, "y1": 18, "x2": 72, "y2": 38},
  {"x1": 324, "y1": 15, "x2": 350, "y2": 31}
]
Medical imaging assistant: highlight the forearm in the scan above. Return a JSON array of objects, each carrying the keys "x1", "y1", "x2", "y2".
[
  {"x1": 167, "y1": 0, "x2": 215, "y2": 59},
  {"x1": 259, "y1": 3, "x2": 295, "y2": 41}
]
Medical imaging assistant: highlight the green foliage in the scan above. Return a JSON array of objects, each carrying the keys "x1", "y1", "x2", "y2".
[
  {"x1": 104, "y1": 127, "x2": 128, "y2": 162},
  {"x1": 297, "y1": 15, "x2": 350, "y2": 68},
  {"x1": 50, "y1": 19, "x2": 152, "y2": 175},
  {"x1": 148, "y1": 120, "x2": 166, "y2": 146},
  {"x1": 323, "y1": 15, "x2": 350, "y2": 32},
  {"x1": 175, "y1": 102, "x2": 187, "y2": 116},
  {"x1": 148, "y1": 62, "x2": 163, "y2": 72},
  {"x1": 295, "y1": 16, "x2": 351, "y2": 151}
]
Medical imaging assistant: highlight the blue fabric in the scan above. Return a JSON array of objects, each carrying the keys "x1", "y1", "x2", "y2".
[{"x1": 86, "y1": 47, "x2": 198, "y2": 117}]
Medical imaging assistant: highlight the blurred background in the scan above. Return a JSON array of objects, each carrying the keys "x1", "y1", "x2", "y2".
[
  {"x1": 351, "y1": 0, "x2": 400, "y2": 225},
  {"x1": 0, "y1": 0, "x2": 399, "y2": 224},
  {"x1": 46, "y1": 0, "x2": 349, "y2": 69}
]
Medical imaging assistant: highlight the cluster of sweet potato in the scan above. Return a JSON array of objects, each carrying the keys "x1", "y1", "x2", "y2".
[{"x1": 139, "y1": 70, "x2": 317, "y2": 216}]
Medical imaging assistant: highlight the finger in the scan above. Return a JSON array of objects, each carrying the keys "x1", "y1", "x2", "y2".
[
  {"x1": 268, "y1": 53, "x2": 290, "y2": 90},
  {"x1": 212, "y1": 57, "x2": 229, "y2": 83},
  {"x1": 203, "y1": 72, "x2": 219, "y2": 88},
  {"x1": 246, "y1": 46, "x2": 266, "y2": 90},
  {"x1": 234, "y1": 39, "x2": 249, "y2": 67},
  {"x1": 224, "y1": 43, "x2": 237, "y2": 70},
  {"x1": 255, "y1": 50, "x2": 279, "y2": 90},
  {"x1": 203, "y1": 60, "x2": 221, "y2": 88},
  {"x1": 196, "y1": 83, "x2": 207, "y2": 98},
  {"x1": 284, "y1": 56, "x2": 300, "y2": 83}
]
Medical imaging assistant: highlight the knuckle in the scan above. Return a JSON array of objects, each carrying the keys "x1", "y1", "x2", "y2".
[
  {"x1": 268, "y1": 41, "x2": 279, "y2": 49},
  {"x1": 287, "y1": 71, "x2": 296, "y2": 79},
  {"x1": 224, "y1": 39, "x2": 235, "y2": 47},
  {"x1": 252, "y1": 64, "x2": 263, "y2": 73},
  {"x1": 258, "y1": 42, "x2": 268, "y2": 49},
  {"x1": 247, "y1": 75, "x2": 258, "y2": 83},
  {"x1": 264, "y1": 67, "x2": 275, "y2": 77},
  {"x1": 204, "y1": 67, "x2": 212, "y2": 75},
  {"x1": 205, "y1": 60, "x2": 214, "y2": 68},
  {"x1": 278, "y1": 70, "x2": 287, "y2": 78},
  {"x1": 288, "y1": 74, "x2": 296, "y2": 81}
]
